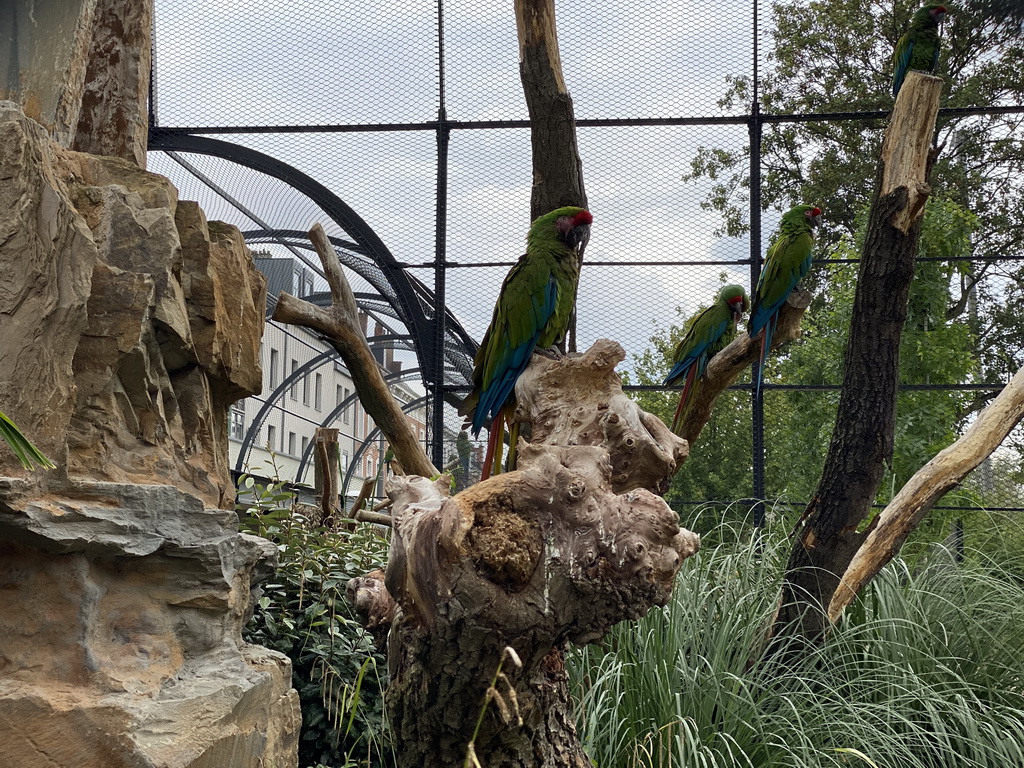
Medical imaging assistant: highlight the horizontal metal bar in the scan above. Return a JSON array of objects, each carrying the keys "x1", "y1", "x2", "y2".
[{"x1": 151, "y1": 104, "x2": 1024, "y2": 138}]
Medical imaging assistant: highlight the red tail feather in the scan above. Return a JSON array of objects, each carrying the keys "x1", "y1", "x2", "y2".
[{"x1": 671, "y1": 365, "x2": 698, "y2": 434}]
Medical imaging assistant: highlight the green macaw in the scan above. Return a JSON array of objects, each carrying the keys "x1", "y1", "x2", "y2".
[
  {"x1": 664, "y1": 284, "x2": 749, "y2": 434},
  {"x1": 892, "y1": 4, "x2": 948, "y2": 97},
  {"x1": 748, "y1": 204, "x2": 821, "y2": 397},
  {"x1": 460, "y1": 206, "x2": 592, "y2": 480}
]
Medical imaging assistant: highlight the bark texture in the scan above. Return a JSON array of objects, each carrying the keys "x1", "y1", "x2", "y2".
[
  {"x1": 774, "y1": 71, "x2": 943, "y2": 642},
  {"x1": 515, "y1": 0, "x2": 587, "y2": 220},
  {"x1": 342, "y1": 343, "x2": 695, "y2": 767},
  {"x1": 829, "y1": 362, "x2": 1024, "y2": 619}
]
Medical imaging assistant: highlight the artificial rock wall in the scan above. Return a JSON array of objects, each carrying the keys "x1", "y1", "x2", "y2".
[{"x1": 0, "y1": 101, "x2": 300, "y2": 767}]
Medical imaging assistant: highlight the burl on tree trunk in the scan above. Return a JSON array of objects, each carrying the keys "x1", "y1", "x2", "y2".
[
  {"x1": 774, "y1": 70, "x2": 944, "y2": 642},
  {"x1": 351, "y1": 343, "x2": 696, "y2": 767},
  {"x1": 276, "y1": 227, "x2": 697, "y2": 766}
]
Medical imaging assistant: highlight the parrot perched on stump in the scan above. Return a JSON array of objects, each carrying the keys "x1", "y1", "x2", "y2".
[
  {"x1": 460, "y1": 206, "x2": 592, "y2": 480},
  {"x1": 664, "y1": 284, "x2": 749, "y2": 434},
  {"x1": 892, "y1": 4, "x2": 948, "y2": 97},
  {"x1": 748, "y1": 204, "x2": 821, "y2": 397}
]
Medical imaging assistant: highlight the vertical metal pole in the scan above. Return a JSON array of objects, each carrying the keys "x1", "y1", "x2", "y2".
[
  {"x1": 430, "y1": 0, "x2": 450, "y2": 470},
  {"x1": 749, "y1": 0, "x2": 766, "y2": 527}
]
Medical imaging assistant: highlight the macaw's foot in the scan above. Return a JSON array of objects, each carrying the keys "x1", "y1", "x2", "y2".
[{"x1": 535, "y1": 346, "x2": 564, "y2": 361}]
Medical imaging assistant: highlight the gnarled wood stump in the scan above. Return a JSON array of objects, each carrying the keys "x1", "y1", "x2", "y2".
[{"x1": 348, "y1": 341, "x2": 698, "y2": 767}]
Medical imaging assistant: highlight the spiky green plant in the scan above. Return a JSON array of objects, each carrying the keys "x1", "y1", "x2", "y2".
[
  {"x1": 0, "y1": 410, "x2": 54, "y2": 469},
  {"x1": 570, "y1": 518, "x2": 1024, "y2": 768}
]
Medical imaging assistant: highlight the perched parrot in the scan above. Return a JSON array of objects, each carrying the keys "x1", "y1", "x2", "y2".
[
  {"x1": 748, "y1": 204, "x2": 822, "y2": 397},
  {"x1": 460, "y1": 206, "x2": 593, "y2": 480},
  {"x1": 892, "y1": 4, "x2": 948, "y2": 97},
  {"x1": 664, "y1": 284, "x2": 749, "y2": 434}
]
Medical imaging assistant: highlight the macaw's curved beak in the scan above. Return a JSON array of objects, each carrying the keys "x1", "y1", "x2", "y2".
[
  {"x1": 572, "y1": 223, "x2": 591, "y2": 253},
  {"x1": 810, "y1": 212, "x2": 822, "y2": 229},
  {"x1": 729, "y1": 298, "x2": 747, "y2": 323}
]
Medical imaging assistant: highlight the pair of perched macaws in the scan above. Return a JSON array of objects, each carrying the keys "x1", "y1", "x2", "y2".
[{"x1": 663, "y1": 204, "x2": 821, "y2": 433}]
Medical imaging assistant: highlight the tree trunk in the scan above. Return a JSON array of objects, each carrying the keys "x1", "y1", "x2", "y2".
[
  {"x1": 516, "y1": 0, "x2": 587, "y2": 352},
  {"x1": 348, "y1": 342, "x2": 696, "y2": 767},
  {"x1": 773, "y1": 71, "x2": 943, "y2": 643}
]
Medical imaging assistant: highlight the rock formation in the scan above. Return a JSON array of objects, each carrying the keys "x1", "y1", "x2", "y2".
[{"x1": 0, "y1": 101, "x2": 300, "y2": 767}]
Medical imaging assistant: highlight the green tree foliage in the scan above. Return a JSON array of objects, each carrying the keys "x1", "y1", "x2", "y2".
[{"x1": 685, "y1": 0, "x2": 1024, "y2": 379}]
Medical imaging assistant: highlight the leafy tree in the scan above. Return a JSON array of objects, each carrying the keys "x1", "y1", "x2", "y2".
[{"x1": 685, "y1": 0, "x2": 1024, "y2": 381}]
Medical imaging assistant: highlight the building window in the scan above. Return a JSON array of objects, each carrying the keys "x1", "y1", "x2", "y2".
[
  {"x1": 342, "y1": 387, "x2": 351, "y2": 424},
  {"x1": 269, "y1": 349, "x2": 279, "y2": 388},
  {"x1": 229, "y1": 407, "x2": 244, "y2": 440},
  {"x1": 289, "y1": 360, "x2": 298, "y2": 400},
  {"x1": 302, "y1": 372, "x2": 310, "y2": 406},
  {"x1": 314, "y1": 373, "x2": 322, "y2": 411},
  {"x1": 301, "y1": 436, "x2": 309, "y2": 456},
  {"x1": 288, "y1": 432, "x2": 296, "y2": 456},
  {"x1": 266, "y1": 425, "x2": 277, "y2": 452},
  {"x1": 341, "y1": 450, "x2": 349, "y2": 471}
]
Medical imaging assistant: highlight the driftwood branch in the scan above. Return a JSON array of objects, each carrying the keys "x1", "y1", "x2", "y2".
[
  {"x1": 272, "y1": 224, "x2": 438, "y2": 480},
  {"x1": 828, "y1": 363, "x2": 1024, "y2": 620},
  {"x1": 676, "y1": 289, "x2": 813, "y2": 447},
  {"x1": 774, "y1": 70, "x2": 944, "y2": 642}
]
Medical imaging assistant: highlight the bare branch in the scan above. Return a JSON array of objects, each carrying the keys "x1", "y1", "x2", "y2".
[
  {"x1": 272, "y1": 226, "x2": 438, "y2": 479},
  {"x1": 829, "y1": 363, "x2": 1024, "y2": 620}
]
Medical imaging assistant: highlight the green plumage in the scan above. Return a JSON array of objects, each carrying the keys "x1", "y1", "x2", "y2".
[
  {"x1": 892, "y1": 4, "x2": 947, "y2": 97},
  {"x1": 664, "y1": 284, "x2": 749, "y2": 433},
  {"x1": 460, "y1": 206, "x2": 592, "y2": 478},
  {"x1": 748, "y1": 204, "x2": 821, "y2": 396}
]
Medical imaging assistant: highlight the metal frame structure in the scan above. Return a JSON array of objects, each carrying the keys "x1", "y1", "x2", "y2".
[{"x1": 149, "y1": 0, "x2": 1024, "y2": 514}]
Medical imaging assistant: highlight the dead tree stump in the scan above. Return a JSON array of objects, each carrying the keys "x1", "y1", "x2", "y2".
[{"x1": 349, "y1": 341, "x2": 697, "y2": 767}]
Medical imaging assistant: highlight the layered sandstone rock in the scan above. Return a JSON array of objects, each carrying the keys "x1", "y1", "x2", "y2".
[{"x1": 0, "y1": 102, "x2": 299, "y2": 767}]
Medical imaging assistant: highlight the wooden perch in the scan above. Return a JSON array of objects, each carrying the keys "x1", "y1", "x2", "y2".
[
  {"x1": 350, "y1": 341, "x2": 698, "y2": 766},
  {"x1": 514, "y1": 340, "x2": 688, "y2": 493},
  {"x1": 272, "y1": 224, "x2": 438, "y2": 480},
  {"x1": 829, "y1": 364, "x2": 1024, "y2": 620},
  {"x1": 515, "y1": 0, "x2": 587, "y2": 219},
  {"x1": 676, "y1": 288, "x2": 813, "y2": 447}
]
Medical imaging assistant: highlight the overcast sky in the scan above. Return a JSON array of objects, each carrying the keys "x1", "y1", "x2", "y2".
[{"x1": 150, "y1": 0, "x2": 778, "y2": 380}]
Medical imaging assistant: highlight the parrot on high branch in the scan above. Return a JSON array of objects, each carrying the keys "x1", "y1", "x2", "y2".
[
  {"x1": 892, "y1": 4, "x2": 948, "y2": 97},
  {"x1": 664, "y1": 284, "x2": 749, "y2": 434},
  {"x1": 459, "y1": 206, "x2": 592, "y2": 480},
  {"x1": 748, "y1": 204, "x2": 821, "y2": 397}
]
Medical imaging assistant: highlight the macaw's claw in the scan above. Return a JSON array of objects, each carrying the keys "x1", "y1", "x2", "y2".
[{"x1": 535, "y1": 346, "x2": 564, "y2": 361}]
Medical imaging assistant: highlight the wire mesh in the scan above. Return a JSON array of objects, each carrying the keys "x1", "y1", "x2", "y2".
[{"x1": 151, "y1": 0, "x2": 1024, "y2": 522}]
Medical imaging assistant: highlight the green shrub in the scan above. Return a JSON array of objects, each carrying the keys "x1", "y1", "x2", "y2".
[{"x1": 238, "y1": 475, "x2": 394, "y2": 768}]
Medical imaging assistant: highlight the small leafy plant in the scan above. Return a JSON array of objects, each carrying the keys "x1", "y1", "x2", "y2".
[{"x1": 238, "y1": 472, "x2": 394, "y2": 767}]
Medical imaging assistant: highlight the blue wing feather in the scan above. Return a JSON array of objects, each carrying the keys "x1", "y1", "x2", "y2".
[{"x1": 470, "y1": 275, "x2": 557, "y2": 435}]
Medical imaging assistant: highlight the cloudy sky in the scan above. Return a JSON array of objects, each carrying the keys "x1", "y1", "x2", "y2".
[{"x1": 149, "y1": 0, "x2": 778, "y2": 382}]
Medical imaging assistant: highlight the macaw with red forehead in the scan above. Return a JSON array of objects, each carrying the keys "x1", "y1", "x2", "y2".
[
  {"x1": 460, "y1": 206, "x2": 592, "y2": 479},
  {"x1": 892, "y1": 4, "x2": 948, "y2": 97},
  {"x1": 664, "y1": 284, "x2": 749, "y2": 433},
  {"x1": 748, "y1": 204, "x2": 822, "y2": 397}
]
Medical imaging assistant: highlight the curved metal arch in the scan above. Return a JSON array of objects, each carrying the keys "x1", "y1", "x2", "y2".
[
  {"x1": 234, "y1": 335, "x2": 411, "y2": 473},
  {"x1": 336, "y1": 396, "x2": 429, "y2": 505},
  {"x1": 293, "y1": 366, "x2": 428, "y2": 485},
  {"x1": 147, "y1": 132, "x2": 441, "y2": 378},
  {"x1": 243, "y1": 228, "x2": 478, "y2": 379}
]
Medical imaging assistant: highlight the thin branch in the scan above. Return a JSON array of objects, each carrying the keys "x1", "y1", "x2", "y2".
[{"x1": 272, "y1": 224, "x2": 438, "y2": 479}]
